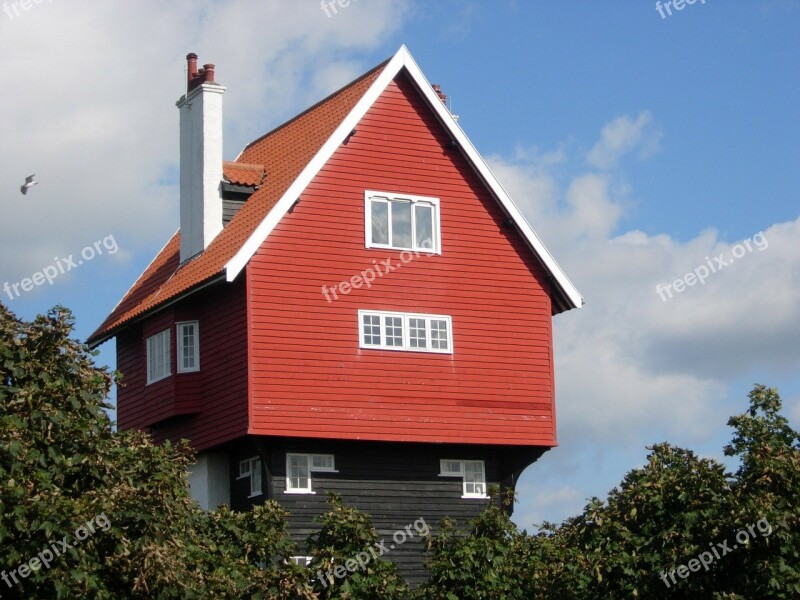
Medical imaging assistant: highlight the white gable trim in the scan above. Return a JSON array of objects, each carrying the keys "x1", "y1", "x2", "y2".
[{"x1": 224, "y1": 46, "x2": 583, "y2": 310}]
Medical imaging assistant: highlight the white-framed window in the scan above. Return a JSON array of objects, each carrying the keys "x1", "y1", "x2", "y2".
[
  {"x1": 358, "y1": 310, "x2": 452, "y2": 354},
  {"x1": 285, "y1": 453, "x2": 337, "y2": 494},
  {"x1": 146, "y1": 329, "x2": 171, "y2": 384},
  {"x1": 176, "y1": 321, "x2": 199, "y2": 373},
  {"x1": 238, "y1": 457, "x2": 262, "y2": 498},
  {"x1": 440, "y1": 459, "x2": 487, "y2": 498},
  {"x1": 365, "y1": 191, "x2": 440, "y2": 253},
  {"x1": 288, "y1": 556, "x2": 313, "y2": 567}
]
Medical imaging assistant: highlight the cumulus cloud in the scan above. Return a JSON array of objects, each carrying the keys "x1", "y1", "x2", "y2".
[
  {"x1": 0, "y1": 0, "x2": 407, "y2": 288},
  {"x1": 586, "y1": 110, "x2": 662, "y2": 169},
  {"x1": 494, "y1": 112, "x2": 800, "y2": 524}
]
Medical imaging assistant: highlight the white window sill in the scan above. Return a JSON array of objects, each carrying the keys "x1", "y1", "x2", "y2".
[
  {"x1": 145, "y1": 374, "x2": 171, "y2": 386},
  {"x1": 284, "y1": 490, "x2": 316, "y2": 495},
  {"x1": 462, "y1": 494, "x2": 488, "y2": 500},
  {"x1": 247, "y1": 492, "x2": 263, "y2": 498}
]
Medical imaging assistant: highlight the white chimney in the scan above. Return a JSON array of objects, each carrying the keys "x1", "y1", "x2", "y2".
[{"x1": 176, "y1": 53, "x2": 226, "y2": 262}]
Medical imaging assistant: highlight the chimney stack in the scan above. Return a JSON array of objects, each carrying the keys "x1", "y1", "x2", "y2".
[{"x1": 176, "y1": 53, "x2": 226, "y2": 262}]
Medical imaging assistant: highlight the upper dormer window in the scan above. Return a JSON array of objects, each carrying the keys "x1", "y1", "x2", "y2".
[
  {"x1": 176, "y1": 321, "x2": 200, "y2": 373},
  {"x1": 365, "y1": 191, "x2": 440, "y2": 253},
  {"x1": 146, "y1": 329, "x2": 171, "y2": 384}
]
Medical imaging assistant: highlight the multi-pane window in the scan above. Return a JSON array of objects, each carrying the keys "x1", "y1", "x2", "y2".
[
  {"x1": 359, "y1": 310, "x2": 452, "y2": 353},
  {"x1": 176, "y1": 321, "x2": 199, "y2": 373},
  {"x1": 285, "y1": 453, "x2": 336, "y2": 494},
  {"x1": 365, "y1": 191, "x2": 440, "y2": 253},
  {"x1": 146, "y1": 329, "x2": 171, "y2": 384},
  {"x1": 238, "y1": 457, "x2": 262, "y2": 498},
  {"x1": 439, "y1": 459, "x2": 487, "y2": 498}
]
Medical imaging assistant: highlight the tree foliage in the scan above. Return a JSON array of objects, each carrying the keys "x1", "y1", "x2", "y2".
[
  {"x1": 417, "y1": 385, "x2": 800, "y2": 599},
  {"x1": 2, "y1": 304, "x2": 798, "y2": 598}
]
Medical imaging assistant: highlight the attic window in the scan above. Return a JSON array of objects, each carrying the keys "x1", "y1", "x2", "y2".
[{"x1": 365, "y1": 191, "x2": 440, "y2": 253}]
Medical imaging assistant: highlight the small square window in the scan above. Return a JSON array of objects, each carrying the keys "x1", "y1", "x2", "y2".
[
  {"x1": 362, "y1": 314, "x2": 382, "y2": 346},
  {"x1": 440, "y1": 459, "x2": 487, "y2": 499},
  {"x1": 146, "y1": 329, "x2": 171, "y2": 384},
  {"x1": 384, "y1": 315, "x2": 403, "y2": 347},
  {"x1": 176, "y1": 321, "x2": 199, "y2": 373},
  {"x1": 286, "y1": 454, "x2": 336, "y2": 494}
]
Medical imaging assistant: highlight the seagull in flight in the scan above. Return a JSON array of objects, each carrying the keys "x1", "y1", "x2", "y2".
[{"x1": 20, "y1": 174, "x2": 38, "y2": 195}]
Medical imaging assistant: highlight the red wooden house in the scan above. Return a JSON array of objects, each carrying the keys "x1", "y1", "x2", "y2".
[{"x1": 88, "y1": 47, "x2": 582, "y2": 582}]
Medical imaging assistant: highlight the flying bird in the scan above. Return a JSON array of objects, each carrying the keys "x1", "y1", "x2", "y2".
[{"x1": 20, "y1": 174, "x2": 38, "y2": 195}]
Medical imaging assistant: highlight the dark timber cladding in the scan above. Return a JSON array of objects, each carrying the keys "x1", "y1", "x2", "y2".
[{"x1": 229, "y1": 437, "x2": 547, "y2": 585}]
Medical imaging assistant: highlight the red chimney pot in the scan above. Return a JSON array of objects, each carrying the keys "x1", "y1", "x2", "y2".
[
  {"x1": 186, "y1": 53, "x2": 199, "y2": 91},
  {"x1": 202, "y1": 64, "x2": 215, "y2": 84}
]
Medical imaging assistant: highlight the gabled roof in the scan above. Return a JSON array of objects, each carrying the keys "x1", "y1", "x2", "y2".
[{"x1": 88, "y1": 46, "x2": 581, "y2": 346}]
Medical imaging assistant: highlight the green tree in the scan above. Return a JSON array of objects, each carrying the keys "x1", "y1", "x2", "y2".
[
  {"x1": 419, "y1": 385, "x2": 800, "y2": 599},
  {"x1": 0, "y1": 305, "x2": 312, "y2": 599},
  {"x1": 305, "y1": 494, "x2": 409, "y2": 599},
  {"x1": 416, "y1": 488, "x2": 533, "y2": 599}
]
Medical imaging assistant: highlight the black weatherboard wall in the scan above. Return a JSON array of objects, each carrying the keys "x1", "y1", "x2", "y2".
[{"x1": 229, "y1": 437, "x2": 546, "y2": 585}]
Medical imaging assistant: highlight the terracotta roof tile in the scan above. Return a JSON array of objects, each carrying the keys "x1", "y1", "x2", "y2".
[
  {"x1": 222, "y1": 162, "x2": 266, "y2": 187},
  {"x1": 88, "y1": 59, "x2": 389, "y2": 345}
]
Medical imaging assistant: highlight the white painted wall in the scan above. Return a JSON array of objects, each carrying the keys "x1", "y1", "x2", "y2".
[{"x1": 187, "y1": 451, "x2": 230, "y2": 510}]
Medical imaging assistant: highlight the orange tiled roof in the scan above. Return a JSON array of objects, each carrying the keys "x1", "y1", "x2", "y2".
[
  {"x1": 223, "y1": 162, "x2": 266, "y2": 187},
  {"x1": 88, "y1": 59, "x2": 388, "y2": 345}
]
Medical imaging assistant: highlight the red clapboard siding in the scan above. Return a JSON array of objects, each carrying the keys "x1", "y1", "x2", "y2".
[
  {"x1": 246, "y1": 73, "x2": 556, "y2": 446},
  {"x1": 116, "y1": 278, "x2": 249, "y2": 450}
]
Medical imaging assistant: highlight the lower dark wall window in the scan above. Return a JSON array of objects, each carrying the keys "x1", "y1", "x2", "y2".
[
  {"x1": 238, "y1": 456, "x2": 262, "y2": 497},
  {"x1": 439, "y1": 459, "x2": 487, "y2": 498},
  {"x1": 285, "y1": 453, "x2": 336, "y2": 493}
]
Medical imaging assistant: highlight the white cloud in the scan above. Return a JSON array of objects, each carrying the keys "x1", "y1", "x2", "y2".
[
  {"x1": 491, "y1": 113, "x2": 800, "y2": 523},
  {"x1": 586, "y1": 110, "x2": 661, "y2": 169},
  {"x1": 0, "y1": 0, "x2": 407, "y2": 287}
]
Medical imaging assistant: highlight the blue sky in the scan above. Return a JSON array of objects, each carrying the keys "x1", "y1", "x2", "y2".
[{"x1": 1, "y1": 0, "x2": 798, "y2": 529}]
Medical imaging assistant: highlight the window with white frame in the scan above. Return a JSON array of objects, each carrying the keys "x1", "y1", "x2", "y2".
[
  {"x1": 365, "y1": 191, "x2": 440, "y2": 253},
  {"x1": 285, "y1": 453, "x2": 336, "y2": 494},
  {"x1": 146, "y1": 329, "x2": 171, "y2": 384},
  {"x1": 288, "y1": 556, "x2": 313, "y2": 567},
  {"x1": 359, "y1": 310, "x2": 452, "y2": 353},
  {"x1": 176, "y1": 321, "x2": 199, "y2": 373},
  {"x1": 440, "y1": 459, "x2": 487, "y2": 498},
  {"x1": 238, "y1": 457, "x2": 263, "y2": 498}
]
